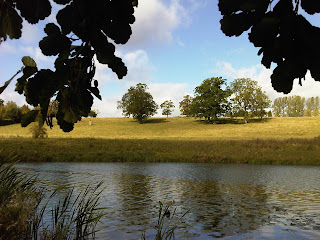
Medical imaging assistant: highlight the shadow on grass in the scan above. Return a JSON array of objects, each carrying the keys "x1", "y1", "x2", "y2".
[
  {"x1": 130, "y1": 118, "x2": 169, "y2": 124},
  {"x1": 195, "y1": 117, "x2": 273, "y2": 125}
]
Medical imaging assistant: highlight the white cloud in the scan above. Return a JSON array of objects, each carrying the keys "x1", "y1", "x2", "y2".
[
  {"x1": 92, "y1": 96, "x2": 123, "y2": 118},
  {"x1": 149, "y1": 83, "x2": 189, "y2": 116},
  {"x1": 213, "y1": 61, "x2": 320, "y2": 101},
  {"x1": 128, "y1": 0, "x2": 189, "y2": 47}
]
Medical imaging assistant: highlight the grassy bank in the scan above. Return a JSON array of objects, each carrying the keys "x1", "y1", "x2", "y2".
[
  {"x1": 1, "y1": 117, "x2": 320, "y2": 165},
  {"x1": 1, "y1": 137, "x2": 320, "y2": 165}
]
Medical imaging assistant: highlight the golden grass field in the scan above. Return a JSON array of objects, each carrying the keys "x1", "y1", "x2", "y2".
[
  {"x1": 1, "y1": 117, "x2": 320, "y2": 164},
  {"x1": 1, "y1": 117, "x2": 320, "y2": 140}
]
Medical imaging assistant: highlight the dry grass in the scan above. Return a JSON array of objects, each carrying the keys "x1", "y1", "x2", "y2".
[
  {"x1": 1, "y1": 117, "x2": 320, "y2": 165},
  {"x1": 1, "y1": 117, "x2": 320, "y2": 140}
]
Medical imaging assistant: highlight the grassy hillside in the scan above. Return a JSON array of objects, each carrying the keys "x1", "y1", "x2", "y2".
[
  {"x1": 1, "y1": 117, "x2": 320, "y2": 164},
  {"x1": 1, "y1": 117, "x2": 320, "y2": 140}
]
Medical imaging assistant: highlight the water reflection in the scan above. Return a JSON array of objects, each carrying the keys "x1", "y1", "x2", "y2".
[{"x1": 16, "y1": 163, "x2": 320, "y2": 239}]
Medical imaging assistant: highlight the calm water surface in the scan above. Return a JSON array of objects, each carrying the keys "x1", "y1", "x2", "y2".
[{"x1": 16, "y1": 163, "x2": 320, "y2": 239}]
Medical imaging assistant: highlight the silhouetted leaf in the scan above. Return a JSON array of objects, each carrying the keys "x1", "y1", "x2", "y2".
[
  {"x1": 16, "y1": 0, "x2": 51, "y2": 24},
  {"x1": 89, "y1": 87, "x2": 102, "y2": 100},
  {"x1": 44, "y1": 23, "x2": 60, "y2": 35},
  {"x1": 301, "y1": 0, "x2": 320, "y2": 15},
  {"x1": 15, "y1": 66, "x2": 38, "y2": 94},
  {"x1": 21, "y1": 110, "x2": 40, "y2": 127},
  {"x1": 53, "y1": 0, "x2": 71, "y2": 4},
  {"x1": 220, "y1": 13, "x2": 254, "y2": 37},
  {"x1": 0, "y1": 2, "x2": 23, "y2": 41},
  {"x1": 39, "y1": 27, "x2": 71, "y2": 56}
]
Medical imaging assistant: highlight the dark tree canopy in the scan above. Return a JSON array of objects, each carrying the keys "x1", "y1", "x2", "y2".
[
  {"x1": 0, "y1": 0, "x2": 138, "y2": 132},
  {"x1": 219, "y1": 0, "x2": 320, "y2": 94},
  {"x1": 117, "y1": 83, "x2": 158, "y2": 124},
  {"x1": 190, "y1": 77, "x2": 231, "y2": 121}
]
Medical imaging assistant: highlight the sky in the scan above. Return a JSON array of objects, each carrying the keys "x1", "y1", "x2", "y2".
[{"x1": 1, "y1": 0, "x2": 320, "y2": 117}]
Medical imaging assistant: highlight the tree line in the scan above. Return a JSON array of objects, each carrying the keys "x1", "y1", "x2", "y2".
[
  {"x1": 273, "y1": 96, "x2": 320, "y2": 117},
  {"x1": 0, "y1": 99, "x2": 98, "y2": 126},
  {"x1": 118, "y1": 77, "x2": 271, "y2": 124}
]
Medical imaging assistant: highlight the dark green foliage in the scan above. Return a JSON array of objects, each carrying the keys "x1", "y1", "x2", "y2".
[
  {"x1": 0, "y1": 1, "x2": 23, "y2": 41},
  {"x1": 3, "y1": 101, "x2": 22, "y2": 123},
  {"x1": 117, "y1": 83, "x2": 158, "y2": 123},
  {"x1": 21, "y1": 109, "x2": 40, "y2": 127},
  {"x1": 1, "y1": 0, "x2": 138, "y2": 132},
  {"x1": 219, "y1": 0, "x2": 320, "y2": 94},
  {"x1": 190, "y1": 77, "x2": 230, "y2": 121}
]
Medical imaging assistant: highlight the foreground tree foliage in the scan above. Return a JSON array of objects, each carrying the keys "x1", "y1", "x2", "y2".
[
  {"x1": 117, "y1": 83, "x2": 158, "y2": 124},
  {"x1": 0, "y1": 0, "x2": 138, "y2": 132},
  {"x1": 219, "y1": 0, "x2": 320, "y2": 94},
  {"x1": 190, "y1": 77, "x2": 230, "y2": 122}
]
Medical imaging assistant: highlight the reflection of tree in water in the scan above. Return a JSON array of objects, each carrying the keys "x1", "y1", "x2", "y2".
[{"x1": 178, "y1": 180, "x2": 272, "y2": 238}]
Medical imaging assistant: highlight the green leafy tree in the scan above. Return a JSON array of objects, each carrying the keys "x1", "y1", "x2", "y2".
[
  {"x1": 190, "y1": 77, "x2": 230, "y2": 122},
  {"x1": 230, "y1": 78, "x2": 267, "y2": 123},
  {"x1": 252, "y1": 88, "x2": 271, "y2": 119},
  {"x1": 305, "y1": 97, "x2": 320, "y2": 117},
  {"x1": 219, "y1": 0, "x2": 320, "y2": 94},
  {"x1": 88, "y1": 110, "x2": 98, "y2": 118},
  {"x1": 117, "y1": 83, "x2": 158, "y2": 124},
  {"x1": 160, "y1": 100, "x2": 175, "y2": 118},
  {"x1": 0, "y1": 99, "x2": 4, "y2": 106},
  {"x1": 179, "y1": 95, "x2": 193, "y2": 116},
  {"x1": 272, "y1": 97, "x2": 288, "y2": 117},
  {"x1": 0, "y1": 0, "x2": 138, "y2": 132},
  {"x1": 20, "y1": 104, "x2": 31, "y2": 115},
  {"x1": 4, "y1": 101, "x2": 22, "y2": 122},
  {"x1": 286, "y1": 95, "x2": 305, "y2": 117}
]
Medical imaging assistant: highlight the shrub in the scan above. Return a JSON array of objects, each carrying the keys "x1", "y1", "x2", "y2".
[{"x1": 29, "y1": 125, "x2": 48, "y2": 138}]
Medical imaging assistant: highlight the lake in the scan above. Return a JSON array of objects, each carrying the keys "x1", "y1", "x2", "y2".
[{"x1": 16, "y1": 162, "x2": 320, "y2": 239}]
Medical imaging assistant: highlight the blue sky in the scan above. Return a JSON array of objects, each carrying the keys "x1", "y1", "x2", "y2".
[{"x1": 1, "y1": 0, "x2": 320, "y2": 117}]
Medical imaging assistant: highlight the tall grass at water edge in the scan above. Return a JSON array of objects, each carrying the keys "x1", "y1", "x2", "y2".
[{"x1": 0, "y1": 153, "x2": 105, "y2": 239}]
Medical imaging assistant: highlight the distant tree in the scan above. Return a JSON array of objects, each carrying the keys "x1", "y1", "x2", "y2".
[
  {"x1": 20, "y1": 104, "x2": 31, "y2": 115},
  {"x1": 252, "y1": 88, "x2": 271, "y2": 119},
  {"x1": 4, "y1": 101, "x2": 22, "y2": 122},
  {"x1": 160, "y1": 100, "x2": 175, "y2": 118},
  {"x1": 305, "y1": 97, "x2": 320, "y2": 117},
  {"x1": 179, "y1": 95, "x2": 193, "y2": 116},
  {"x1": 190, "y1": 77, "x2": 230, "y2": 122},
  {"x1": 0, "y1": 99, "x2": 4, "y2": 106},
  {"x1": 273, "y1": 97, "x2": 288, "y2": 117},
  {"x1": 267, "y1": 110, "x2": 272, "y2": 118},
  {"x1": 88, "y1": 110, "x2": 98, "y2": 118},
  {"x1": 286, "y1": 96, "x2": 305, "y2": 117},
  {"x1": 117, "y1": 83, "x2": 158, "y2": 124},
  {"x1": 230, "y1": 78, "x2": 269, "y2": 123}
]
